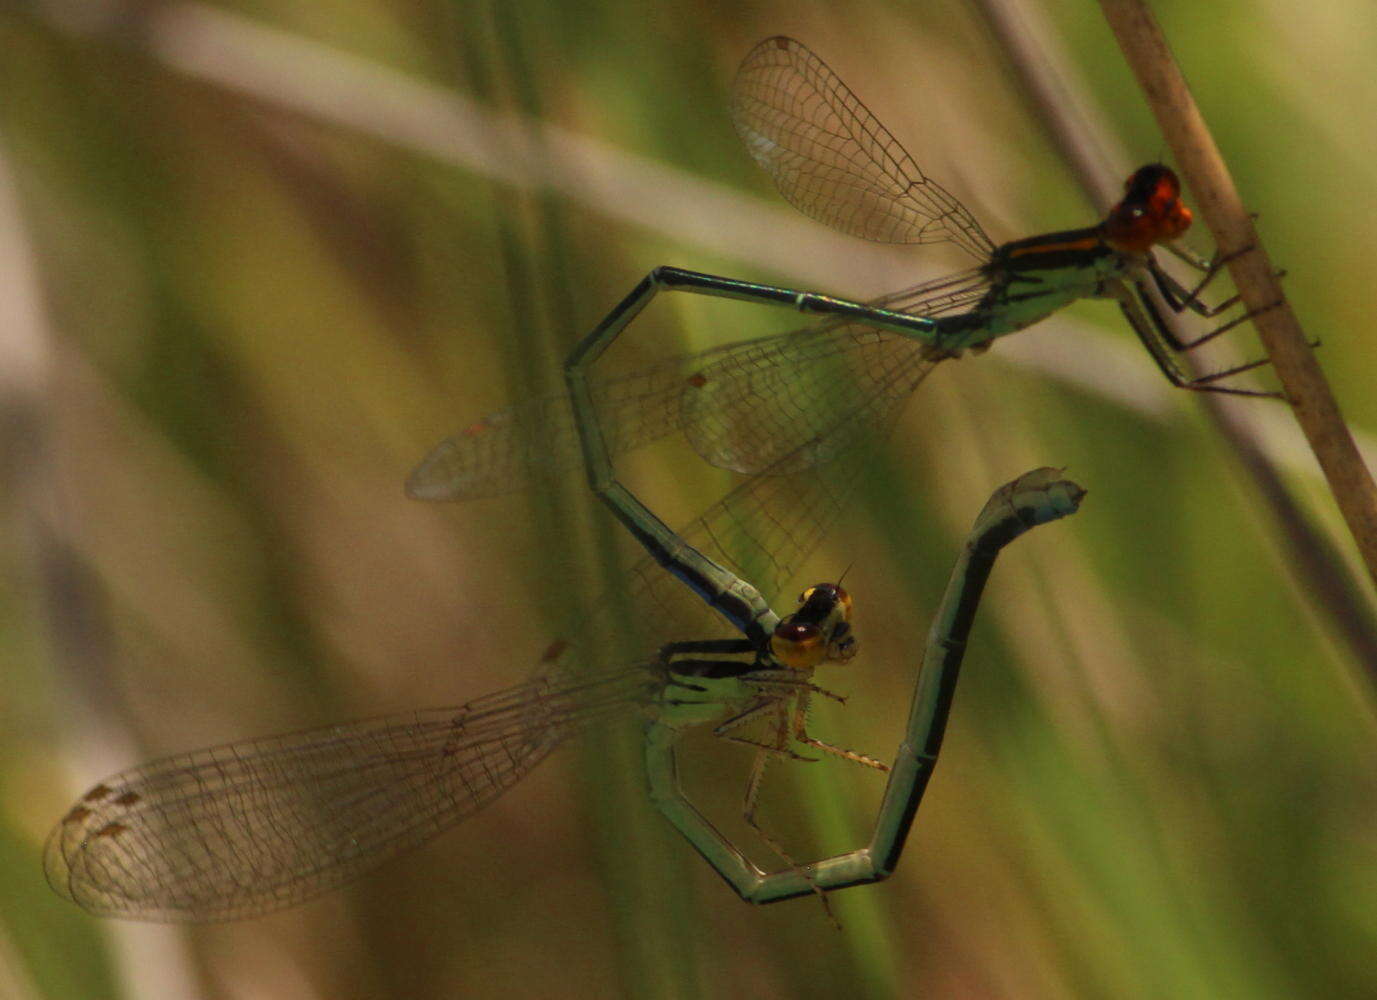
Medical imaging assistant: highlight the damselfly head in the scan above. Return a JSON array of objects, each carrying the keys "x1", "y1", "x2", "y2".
[
  {"x1": 1103, "y1": 164, "x2": 1193, "y2": 253},
  {"x1": 770, "y1": 583, "x2": 856, "y2": 669},
  {"x1": 798, "y1": 582, "x2": 853, "y2": 621}
]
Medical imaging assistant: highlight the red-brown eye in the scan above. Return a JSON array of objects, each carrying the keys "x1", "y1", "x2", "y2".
[
  {"x1": 771, "y1": 620, "x2": 824, "y2": 669},
  {"x1": 1104, "y1": 165, "x2": 1193, "y2": 253}
]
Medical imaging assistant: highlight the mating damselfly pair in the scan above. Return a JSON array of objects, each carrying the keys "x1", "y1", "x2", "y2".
[{"x1": 45, "y1": 35, "x2": 1268, "y2": 922}]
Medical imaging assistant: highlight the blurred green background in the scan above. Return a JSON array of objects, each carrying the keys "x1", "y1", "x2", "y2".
[{"x1": 2, "y1": 1, "x2": 1376, "y2": 998}]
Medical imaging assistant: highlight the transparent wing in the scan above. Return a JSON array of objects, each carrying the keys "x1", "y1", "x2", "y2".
[
  {"x1": 50, "y1": 269, "x2": 975, "y2": 923},
  {"x1": 407, "y1": 267, "x2": 988, "y2": 501},
  {"x1": 46, "y1": 668, "x2": 651, "y2": 921},
  {"x1": 731, "y1": 36, "x2": 996, "y2": 261},
  {"x1": 544, "y1": 323, "x2": 943, "y2": 682}
]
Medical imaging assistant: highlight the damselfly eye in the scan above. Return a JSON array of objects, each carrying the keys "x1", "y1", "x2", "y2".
[
  {"x1": 1104, "y1": 165, "x2": 1193, "y2": 252},
  {"x1": 771, "y1": 619, "x2": 824, "y2": 669}
]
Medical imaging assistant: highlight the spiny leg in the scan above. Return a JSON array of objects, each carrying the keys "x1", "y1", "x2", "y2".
[
  {"x1": 738, "y1": 700, "x2": 840, "y2": 926},
  {"x1": 740, "y1": 670, "x2": 848, "y2": 704},
  {"x1": 710, "y1": 683, "x2": 888, "y2": 919},
  {"x1": 1150, "y1": 245, "x2": 1289, "y2": 350},
  {"x1": 789, "y1": 690, "x2": 889, "y2": 772},
  {"x1": 715, "y1": 698, "x2": 817, "y2": 762},
  {"x1": 1116, "y1": 280, "x2": 1283, "y2": 399},
  {"x1": 1155, "y1": 243, "x2": 1255, "y2": 321},
  {"x1": 1145, "y1": 269, "x2": 1287, "y2": 355},
  {"x1": 1161, "y1": 220, "x2": 1282, "y2": 289},
  {"x1": 1136, "y1": 281, "x2": 1285, "y2": 386}
]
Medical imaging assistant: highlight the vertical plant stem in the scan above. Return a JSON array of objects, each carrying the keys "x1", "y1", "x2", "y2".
[{"x1": 1099, "y1": 0, "x2": 1377, "y2": 593}]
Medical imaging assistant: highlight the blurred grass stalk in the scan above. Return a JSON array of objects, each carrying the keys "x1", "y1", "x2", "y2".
[{"x1": 0, "y1": 111, "x2": 202, "y2": 999}]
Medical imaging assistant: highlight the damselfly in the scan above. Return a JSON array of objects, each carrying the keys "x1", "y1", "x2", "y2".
[
  {"x1": 45, "y1": 455, "x2": 1081, "y2": 920},
  {"x1": 409, "y1": 35, "x2": 1271, "y2": 511}
]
